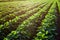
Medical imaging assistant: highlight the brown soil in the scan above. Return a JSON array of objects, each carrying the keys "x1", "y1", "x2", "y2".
[{"x1": 56, "y1": 2, "x2": 60, "y2": 40}]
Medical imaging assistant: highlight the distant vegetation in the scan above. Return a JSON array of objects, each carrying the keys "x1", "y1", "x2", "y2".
[{"x1": 0, "y1": 0, "x2": 26, "y2": 2}]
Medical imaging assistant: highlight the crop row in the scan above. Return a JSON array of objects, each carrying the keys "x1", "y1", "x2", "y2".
[{"x1": 34, "y1": 1, "x2": 57, "y2": 40}]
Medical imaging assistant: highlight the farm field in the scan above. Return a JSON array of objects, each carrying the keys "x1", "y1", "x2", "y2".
[{"x1": 0, "y1": 0, "x2": 60, "y2": 40}]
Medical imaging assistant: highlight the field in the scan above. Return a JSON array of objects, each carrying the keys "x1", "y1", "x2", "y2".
[{"x1": 0, "y1": 0, "x2": 60, "y2": 40}]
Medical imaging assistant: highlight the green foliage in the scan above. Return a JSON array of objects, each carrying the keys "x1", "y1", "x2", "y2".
[
  {"x1": 0, "y1": 0, "x2": 59, "y2": 40},
  {"x1": 34, "y1": 2, "x2": 57, "y2": 40}
]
